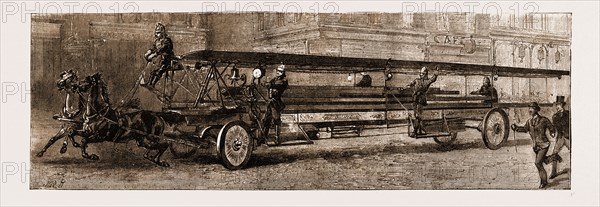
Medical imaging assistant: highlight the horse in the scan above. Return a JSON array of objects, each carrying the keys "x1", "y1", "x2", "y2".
[
  {"x1": 36, "y1": 70, "x2": 86, "y2": 157},
  {"x1": 75, "y1": 72, "x2": 182, "y2": 167}
]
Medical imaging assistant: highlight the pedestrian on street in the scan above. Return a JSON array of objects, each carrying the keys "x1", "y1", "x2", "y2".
[
  {"x1": 549, "y1": 96, "x2": 570, "y2": 179},
  {"x1": 511, "y1": 102, "x2": 555, "y2": 189}
]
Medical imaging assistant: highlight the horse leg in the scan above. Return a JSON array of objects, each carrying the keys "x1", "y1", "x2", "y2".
[
  {"x1": 151, "y1": 142, "x2": 170, "y2": 167},
  {"x1": 142, "y1": 144, "x2": 170, "y2": 167},
  {"x1": 143, "y1": 149, "x2": 154, "y2": 160},
  {"x1": 57, "y1": 124, "x2": 82, "y2": 153},
  {"x1": 80, "y1": 138, "x2": 99, "y2": 160},
  {"x1": 137, "y1": 139, "x2": 156, "y2": 161},
  {"x1": 60, "y1": 124, "x2": 79, "y2": 153},
  {"x1": 69, "y1": 131, "x2": 81, "y2": 148},
  {"x1": 36, "y1": 125, "x2": 67, "y2": 157},
  {"x1": 150, "y1": 117, "x2": 170, "y2": 167},
  {"x1": 60, "y1": 139, "x2": 69, "y2": 154},
  {"x1": 137, "y1": 138, "x2": 169, "y2": 167}
]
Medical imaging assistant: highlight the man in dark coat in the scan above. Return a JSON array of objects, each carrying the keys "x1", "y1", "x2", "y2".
[
  {"x1": 470, "y1": 76, "x2": 498, "y2": 103},
  {"x1": 549, "y1": 96, "x2": 570, "y2": 179},
  {"x1": 512, "y1": 102, "x2": 555, "y2": 189},
  {"x1": 262, "y1": 64, "x2": 288, "y2": 145},
  {"x1": 407, "y1": 66, "x2": 438, "y2": 136},
  {"x1": 143, "y1": 23, "x2": 175, "y2": 87},
  {"x1": 356, "y1": 71, "x2": 372, "y2": 87}
]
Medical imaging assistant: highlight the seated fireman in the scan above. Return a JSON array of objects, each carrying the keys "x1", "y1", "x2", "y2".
[
  {"x1": 470, "y1": 76, "x2": 498, "y2": 103},
  {"x1": 143, "y1": 23, "x2": 175, "y2": 87},
  {"x1": 356, "y1": 71, "x2": 372, "y2": 87}
]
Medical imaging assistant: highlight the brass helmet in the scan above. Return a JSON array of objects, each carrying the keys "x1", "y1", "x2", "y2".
[
  {"x1": 155, "y1": 23, "x2": 166, "y2": 36},
  {"x1": 420, "y1": 66, "x2": 428, "y2": 74},
  {"x1": 419, "y1": 66, "x2": 428, "y2": 78},
  {"x1": 277, "y1": 64, "x2": 285, "y2": 73}
]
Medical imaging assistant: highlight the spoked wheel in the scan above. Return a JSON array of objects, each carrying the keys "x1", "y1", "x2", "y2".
[
  {"x1": 217, "y1": 121, "x2": 254, "y2": 170},
  {"x1": 433, "y1": 132, "x2": 457, "y2": 146},
  {"x1": 481, "y1": 108, "x2": 510, "y2": 150}
]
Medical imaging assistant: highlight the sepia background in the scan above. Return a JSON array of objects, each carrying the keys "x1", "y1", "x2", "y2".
[
  {"x1": 2, "y1": 0, "x2": 597, "y2": 205},
  {"x1": 27, "y1": 12, "x2": 573, "y2": 190}
]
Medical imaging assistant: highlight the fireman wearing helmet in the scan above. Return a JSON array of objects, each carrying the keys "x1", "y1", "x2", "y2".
[
  {"x1": 406, "y1": 66, "x2": 438, "y2": 136},
  {"x1": 143, "y1": 23, "x2": 175, "y2": 87},
  {"x1": 262, "y1": 64, "x2": 289, "y2": 145}
]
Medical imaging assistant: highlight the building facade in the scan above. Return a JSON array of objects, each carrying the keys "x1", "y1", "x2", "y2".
[{"x1": 253, "y1": 13, "x2": 571, "y2": 105}]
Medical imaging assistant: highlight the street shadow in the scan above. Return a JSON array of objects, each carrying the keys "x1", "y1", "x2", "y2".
[
  {"x1": 503, "y1": 139, "x2": 533, "y2": 148},
  {"x1": 38, "y1": 155, "x2": 161, "y2": 169},
  {"x1": 246, "y1": 138, "x2": 533, "y2": 169},
  {"x1": 184, "y1": 153, "x2": 221, "y2": 165},
  {"x1": 36, "y1": 145, "x2": 174, "y2": 169},
  {"x1": 546, "y1": 168, "x2": 571, "y2": 189},
  {"x1": 435, "y1": 138, "x2": 530, "y2": 152},
  {"x1": 33, "y1": 133, "x2": 532, "y2": 170},
  {"x1": 277, "y1": 140, "x2": 315, "y2": 146}
]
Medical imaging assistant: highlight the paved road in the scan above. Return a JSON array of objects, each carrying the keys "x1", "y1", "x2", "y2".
[{"x1": 30, "y1": 112, "x2": 570, "y2": 190}]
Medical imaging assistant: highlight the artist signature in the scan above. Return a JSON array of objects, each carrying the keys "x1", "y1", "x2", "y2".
[
  {"x1": 44, "y1": 175, "x2": 67, "y2": 189},
  {"x1": 43, "y1": 179, "x2": 66, "y2": 189}
]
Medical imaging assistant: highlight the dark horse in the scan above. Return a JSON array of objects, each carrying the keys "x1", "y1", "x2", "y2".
[{"x1": 37, "y1": 71, "x2": 182, "y2": 167}]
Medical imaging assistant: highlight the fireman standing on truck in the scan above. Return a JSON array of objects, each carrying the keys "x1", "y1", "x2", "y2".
[
  {"x1": 407, "y1": 66, "x2": 438, "y2": 136},
  {"x1": 262, "y1": 64, "x2": 289, "y2": 145}
]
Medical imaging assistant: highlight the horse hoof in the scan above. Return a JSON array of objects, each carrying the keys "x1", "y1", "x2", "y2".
[
  {"x1": 60, "y1": 145, "x2": 68, "y2": 154},
  {"x1": 157, "y1": 161, "x2": 170, "y2": 167},
  {"x1": 86, "y1": 154, "x2": 99, "y2": 160},
  {"x1": 35, "y1": 152, "x2": 44, "y2": 157}
]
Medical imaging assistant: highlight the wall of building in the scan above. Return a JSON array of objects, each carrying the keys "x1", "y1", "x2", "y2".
[
  {"x1": 32, "y1": 13, "x2": 209, "y2": 111},
  {"x1": 254, "y1": 12, "x2": 571, "y2": 106},
  {"x1": 255, "y1": 13, "x2": 571, "y2": 69},
  {"x1": 31, "y1": 20, "x2": 63, "y2": 111},
  {"x1": 205, "y1": 13, "x2": 260, "y2": 51}
]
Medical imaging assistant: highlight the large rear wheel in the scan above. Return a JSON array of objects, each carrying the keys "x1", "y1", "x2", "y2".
[
  {"x1": 481, "y1": 108, "x2": 510, "y2": 150},
  {"x1": 217, "y1": 121, "x2": 254, "y2": 170}
]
